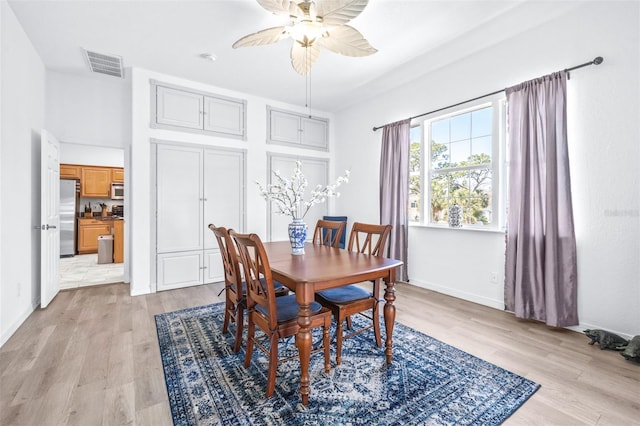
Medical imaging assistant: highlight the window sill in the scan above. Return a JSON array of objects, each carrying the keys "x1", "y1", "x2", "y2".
[{"x1": 409, "y1": 223, "x2": 505, "y2": 234}]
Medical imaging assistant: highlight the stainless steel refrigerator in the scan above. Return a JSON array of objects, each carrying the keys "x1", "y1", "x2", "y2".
[{"x1": 60, "y1": 179, "x2": 78, "y2": 257}]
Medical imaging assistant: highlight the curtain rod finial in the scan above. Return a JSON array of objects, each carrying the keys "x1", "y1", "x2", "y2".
[{"x1": 594, "y1": 56, "x2": 604, "y2": 65}]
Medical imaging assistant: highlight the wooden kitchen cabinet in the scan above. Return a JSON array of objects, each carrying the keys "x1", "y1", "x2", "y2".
[
  {"x1": 60, "y1": 164, "x2": 81, "y2": 179},
  {"x1": 113, "y1": 219, "x2": 124, "y2": 263},
  {"x1": 111, "y1": 167, "x2": 124, "y2": 183},
  {"x1": 81, "y1": 167, "x2": 111, "y2": 197},
  {"x1": 78, "y1": 218, "x2": 111, "y2": 254}
]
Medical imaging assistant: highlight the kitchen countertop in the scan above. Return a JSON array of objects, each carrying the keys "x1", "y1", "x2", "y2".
[{"x1": 79, "y1": 216, "x2": 123, "y2": 221}]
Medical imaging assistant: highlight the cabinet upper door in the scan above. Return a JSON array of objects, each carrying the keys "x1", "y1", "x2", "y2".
[
  {"x1": 111, "y1": 167, "x2": 124, "y2": 183},
  {"x1": 203, "y1": 96, "x2": 246, "y2": 138},
  {"x1": 156, "y1": 145, "x2": 204, "y2": 253},
  {"x1": 301, "y1": 116, "x2": 328, "y2": 150},
  {"x1": 156, "y1": 86, "x2": 203, "y2": 130},
  {"x1": 152, "y1": 81, "x2": 247, "y2": 140},
  {"x1": 81, "y1": 167, "x2": 111, "y2": 197},
  {"x1": 269, "y1": 109, "x2": 301, "y2": 144},
  {"x1": 267, "y1": 106, "x2": 329, "y2": 151},
  {"x1": 60, "y1": 164, "x2": 81, "y2": 179}
]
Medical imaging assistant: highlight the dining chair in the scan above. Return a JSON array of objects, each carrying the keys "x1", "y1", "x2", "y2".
[
  {"x1": 208, "y1": 224, "x2": 288, "y2": 352},
  {"x1": 230, "y1": 230, "x2": 332, "y2": 398},
  {"x1": 315, "y1": 222, "x2": 392, "y2": 365},
  {"x1": 312, "y1": 219, "x2": 347, "y2": 248},
  {"x1": 322, "y1": 215, "x2": 348, "y2": 248}
]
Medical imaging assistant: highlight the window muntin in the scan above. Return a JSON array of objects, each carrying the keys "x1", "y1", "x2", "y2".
[{"x1": 409, "y1": 99, "x2": 505, "y2": 228}]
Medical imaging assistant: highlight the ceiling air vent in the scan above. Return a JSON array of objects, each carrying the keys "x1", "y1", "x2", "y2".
[{"x1": 82, "y1": 48, "x2": 124, "y2": 78}]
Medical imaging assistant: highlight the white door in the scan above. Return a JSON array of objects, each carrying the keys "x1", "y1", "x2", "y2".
[
  {"x1": 40, "y1": 130, "x2": 61, "y2": 308},
  {"x1": 156, "y1": 145, "x2": 204, "y2": 253},
  {"x1": 267, "y1": 155, "x2": 329, "y2": 241}
]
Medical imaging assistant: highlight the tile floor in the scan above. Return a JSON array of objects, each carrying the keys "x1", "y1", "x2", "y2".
[{"x1": 59, "y1": 254, "x2": 124, "y2": 289}]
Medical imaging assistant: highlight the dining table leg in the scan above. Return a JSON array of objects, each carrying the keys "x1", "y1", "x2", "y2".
[
  {"x1": 295, "y1": 288, "x2": 314, "y2": 405},
  {"x1": 383, "y1": 272, "x2": 397, "y2": 364}
]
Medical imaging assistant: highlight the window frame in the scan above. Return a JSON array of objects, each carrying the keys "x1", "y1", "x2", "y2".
[{"x1": 410, "y1": 95, "x2": 507, "y2": 230}]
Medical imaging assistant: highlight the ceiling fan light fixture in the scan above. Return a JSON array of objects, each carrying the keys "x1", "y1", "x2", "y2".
[
  {"x1": 287, "y1": 20, "x2": 326, "y2": 46},
  {"x1": 233, "y1": 0, "x2": 376, "y2": 75}
]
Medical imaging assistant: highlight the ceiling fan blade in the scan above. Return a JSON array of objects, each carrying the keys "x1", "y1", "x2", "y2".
[
  {"x1": 232, "y1": 26, "x2": 289, "y2": 49},
  {"x1": 318, "y1": 25, "x2": 377, "y2": 57},
  {"x1": 291, "y1": 43, "x2": 321, "y2": 75},
  {"x1": 316, "y1": 0, "x2": 368, "y2": 26},
  {"x1": 256, "y1": 0, "x2": 294, "y2": 15}
]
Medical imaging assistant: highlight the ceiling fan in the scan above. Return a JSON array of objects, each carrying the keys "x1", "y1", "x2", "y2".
[{"x1": 232, "y1": 0, "x2": 377, "y2": 75}]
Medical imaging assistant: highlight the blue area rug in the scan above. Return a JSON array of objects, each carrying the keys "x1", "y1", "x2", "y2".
[{"x1": 155, "y1": 303, "x2": 539, "y2": 425}]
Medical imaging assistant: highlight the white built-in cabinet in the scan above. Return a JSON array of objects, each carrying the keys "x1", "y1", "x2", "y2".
[
  {"x1": 267, "y1": 106, "x2": 329, "y2": 151},
  {"x1": 155, "y1": 143, "x2": 245, "y2": 291},
  {"x1": 152, "y1": 80, "x2": 247, "y2": 140},
  {"x1": 267, "y1": 154, "x2": 329, "y2": 241}
]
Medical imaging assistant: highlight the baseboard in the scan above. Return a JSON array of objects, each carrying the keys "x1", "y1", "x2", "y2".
[
  {"x1": 406, "y1": 280, "x2": 635, "y2": 341},
  {"x1": 0, "y1": 300, "x2": 39, "y2": 348},
  {"x1": 566, "y1": 323, "x2": 634, "y2": 341},
  {"x1": 407, "y1": 279, "x2": 505, "y2": 311}
]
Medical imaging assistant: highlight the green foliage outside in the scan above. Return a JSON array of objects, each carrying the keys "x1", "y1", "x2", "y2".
[{"x1": 410, "y1": 139, "x2": 492, "y2": 225}]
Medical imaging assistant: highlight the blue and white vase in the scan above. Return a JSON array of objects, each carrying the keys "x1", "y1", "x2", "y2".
[
  {"x1": 448, "y1": 203, "x2": 463, "y2": 228},
  {"x1": 288, "y1": 218, "x2": 307, "y2": 255}
]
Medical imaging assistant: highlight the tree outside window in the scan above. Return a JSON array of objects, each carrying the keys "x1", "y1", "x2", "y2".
[{"x1": 409, "y1": 101, "x2": 503, "y2": 228}]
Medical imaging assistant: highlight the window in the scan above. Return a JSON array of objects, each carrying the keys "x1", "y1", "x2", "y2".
[{"x1": 409, "y1": 98, "x2": 506, "y2": 228}]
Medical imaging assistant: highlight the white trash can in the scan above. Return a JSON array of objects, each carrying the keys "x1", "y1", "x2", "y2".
[{"x1": 98, "y1": 234, "x2": 113, "y2": 264}]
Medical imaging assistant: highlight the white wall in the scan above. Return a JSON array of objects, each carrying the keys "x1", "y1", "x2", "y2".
[
  {"x1": 59, "y1": 142, "x2": 123, "y2": 167},
  {"x1": 334, "y1": 1, "x2": 639, "y2": 337},
  {"x1": 0, "y1": 2, "x2": 47, "y2": 346},
  {"x1": 129, "y1": 68, "x2": 336, "y2": 296},
  {"x1": 46, "y1": 70, "x2": 130, "y2": 148}
]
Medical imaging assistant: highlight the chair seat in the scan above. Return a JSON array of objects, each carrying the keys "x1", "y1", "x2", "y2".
[
  {"x1": 255, "y1": 294, "x2": 323, "y2": 323},
  {"x1": 317, "y1": 285, "x2": 371, "y2": 304}
]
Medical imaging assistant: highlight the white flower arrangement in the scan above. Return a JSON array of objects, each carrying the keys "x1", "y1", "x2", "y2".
[{"x1": 257, "y1": 160, "x2": 350, "y2": 220}]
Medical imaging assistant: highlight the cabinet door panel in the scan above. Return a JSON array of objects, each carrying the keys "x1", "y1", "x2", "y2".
[
  {"x1": 156, "y1": 145, "x2": 203, "y2": 252},
  {"x1": 78, "y1": 223, "x2": 111, "y2": 254},
  {"x1": 156, "y1": 86, "x2": 203, "y2": 130},
  {"x1": 60, "y1": 164, "x2": 81, "y2": 179},
  {"x1": 157, "y1": 251, "x2": 203, "y2": 291},
  {"x1": 204, "y1": 96, "x2": 245, "y2": 137},
  {"x1": 203, "y1": 150, "x2": 245, "y2": 249},
  {"x1": 204, "y1": 248, "x2": 223, "y2": 284},
  {"x1": 269, "y1": 110, "x2": 301, "y2": 144},
  {"x1": 111, "y1": 168, "x2": 124, "y2": 183},
  {"x1": 301, "y1": 117, "x2": 328, "y2": 150},
  {"x1": 81, "y1": 167, "x2": 111, "y2": 197}
]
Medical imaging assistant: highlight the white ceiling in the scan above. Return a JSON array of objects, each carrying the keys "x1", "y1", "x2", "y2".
[{"x1": 7, "y1": 0, "x2": 582, "y2": 112}]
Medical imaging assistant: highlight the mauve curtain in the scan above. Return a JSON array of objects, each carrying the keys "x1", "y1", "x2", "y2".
[
  {"x1": 380, "y1": 119, "x2": 410, "y2": 282},
  {"x1": 505, "y1": 71, "x2": 578, "y2": 327}
]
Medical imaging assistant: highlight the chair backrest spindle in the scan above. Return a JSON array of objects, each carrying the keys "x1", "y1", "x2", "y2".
[
  {"x1": 230, "y1": 231, "x2": 279, "y2": 330},
  {"x1": 348, "y1": 222, "x2": 392, "y2": 257}
]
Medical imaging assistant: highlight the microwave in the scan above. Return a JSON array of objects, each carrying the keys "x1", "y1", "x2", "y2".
[{"x1": 111, "y1": 182, "x2": 124, "y2": 200}]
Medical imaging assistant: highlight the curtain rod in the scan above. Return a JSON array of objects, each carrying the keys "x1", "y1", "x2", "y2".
[{"x1": 372, "y1": 56, "x2": 604, "y2": 132}]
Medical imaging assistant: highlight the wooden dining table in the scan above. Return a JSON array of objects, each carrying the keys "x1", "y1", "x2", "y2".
[{"x1": 262, "y1": 241, "x2": 403, "y2": 405}]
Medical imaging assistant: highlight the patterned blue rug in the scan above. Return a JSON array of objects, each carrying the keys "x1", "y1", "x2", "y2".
[{"x1": 155, "y1": 303, "x2": 539, "y2": 425}]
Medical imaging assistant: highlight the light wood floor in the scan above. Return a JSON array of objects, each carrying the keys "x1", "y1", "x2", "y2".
[{"x1": 1, "y1": 282, "x2": 638, "y2": 425}]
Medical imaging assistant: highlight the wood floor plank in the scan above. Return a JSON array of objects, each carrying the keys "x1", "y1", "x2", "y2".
[
  {"x1": 0, "y1": 281, "x2": 638, "y2": 425},
  {"x1": 102, "y1": 382, "x2": 135, "y2": 426}
]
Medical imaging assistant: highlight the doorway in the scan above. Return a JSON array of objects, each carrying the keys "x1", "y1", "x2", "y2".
[{"x1": 58, "y1": 143, "x2": 125, "y2": 289}]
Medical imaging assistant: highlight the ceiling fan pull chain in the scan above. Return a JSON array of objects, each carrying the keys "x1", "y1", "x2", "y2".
[{"x1": 306, "y1": 48, "x2": 312, "y2": 118}]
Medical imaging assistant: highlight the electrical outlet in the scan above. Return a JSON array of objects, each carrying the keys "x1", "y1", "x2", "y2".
[{"x1": 490, "y1": 272, "x2": 498, "y2": 284}]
